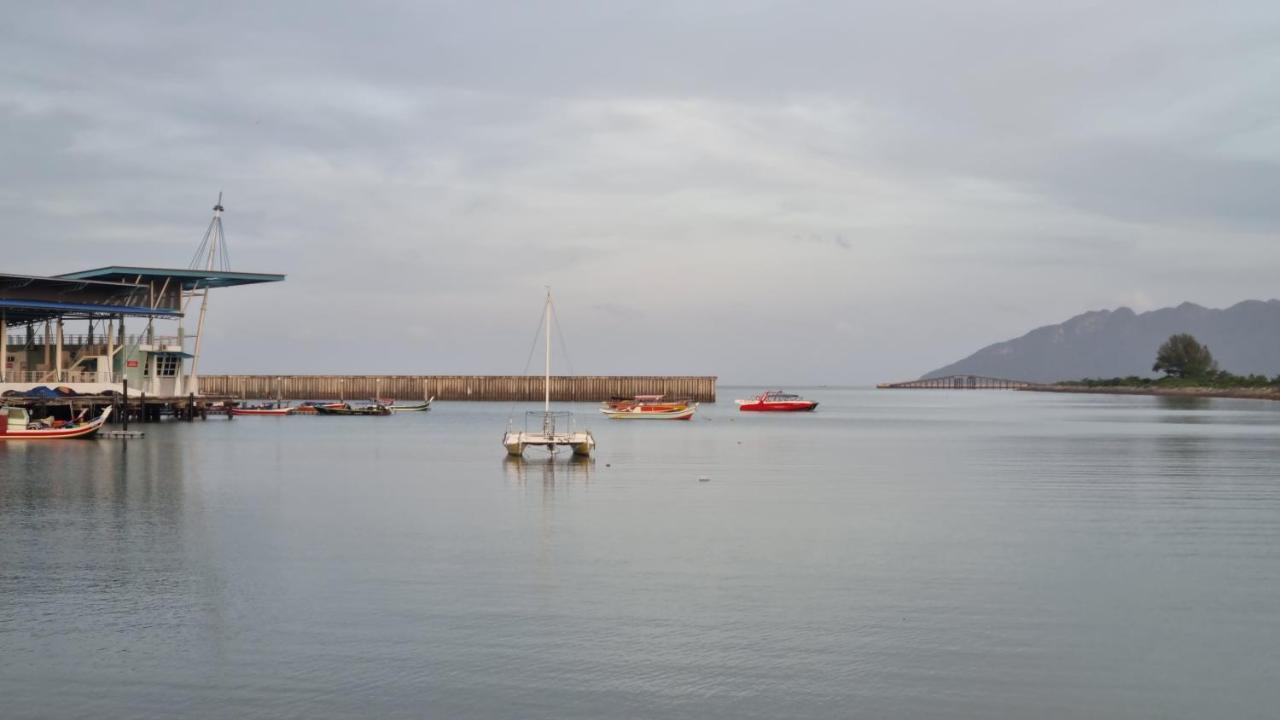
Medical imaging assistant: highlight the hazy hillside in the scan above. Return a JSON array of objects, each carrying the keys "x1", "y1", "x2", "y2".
[{"x1": 924, "y1": 300, "x2": 1280, "y2": 383}]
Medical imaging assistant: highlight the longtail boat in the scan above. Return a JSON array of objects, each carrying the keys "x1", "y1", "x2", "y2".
[
  {"x1": 314, "y1": 403, "x2": 391, "y2": 416},
  {"x1": 0, "y1": 406, "x2": 113, "y2": 440},
  {"x1": 291, "y1": 401, "x2": 345, "y2": 414},
  {"x1": 386, "y1": 397, "x2": 433, "y2": 413},
  {"x1": 232, "y1": 404, "x2": 294, "y2": 416}
]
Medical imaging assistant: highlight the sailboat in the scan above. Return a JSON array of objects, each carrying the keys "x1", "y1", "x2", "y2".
[{"x1": 502, "y1": 290, "x2": 595, "y2": 457}]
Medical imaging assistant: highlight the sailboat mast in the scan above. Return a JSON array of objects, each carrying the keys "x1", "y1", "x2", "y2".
[{"x1": 544, "y1": 289, "x2": 551, "y2": 412}]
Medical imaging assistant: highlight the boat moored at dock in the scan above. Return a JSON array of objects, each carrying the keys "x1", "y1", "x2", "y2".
[
  {"x1": 290, "y1": 401, "x2": 345, "y2": 414},
  {"x1": 0, "y1": 405, "x2": 112, "y2": 439},
  {"x1": 231, "y1": 404, "x2": 294, "y2": 416},
  {"x1": 314, "y1": 403, "x2": 391, "y2": 416},
  {"x1": 736, "y1": 391, "x2": 819, "y2": 412}
]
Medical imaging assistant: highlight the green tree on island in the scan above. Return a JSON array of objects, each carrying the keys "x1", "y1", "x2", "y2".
[{"x1": 1152, "y1": 333, "x2": 1218, "y2": 378}]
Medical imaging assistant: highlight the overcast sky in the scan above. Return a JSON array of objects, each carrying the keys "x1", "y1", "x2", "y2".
[{"x1": 3, "y1": 1, "x2": 1277, "y2": 384}]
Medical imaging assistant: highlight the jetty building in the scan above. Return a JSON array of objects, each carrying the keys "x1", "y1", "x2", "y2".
[{"x1": 1, "y1": 202, "x2": 284, "y2": 400}]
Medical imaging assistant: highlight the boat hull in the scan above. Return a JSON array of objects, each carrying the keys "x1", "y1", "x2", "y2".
[{"x1": 504, "y1": 430, "x2": 594, "y2": 456}]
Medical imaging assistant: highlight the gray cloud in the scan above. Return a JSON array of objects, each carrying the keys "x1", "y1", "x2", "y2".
[{"x1": 3, "y1": 1, "x2": 1278, "y2": 383}]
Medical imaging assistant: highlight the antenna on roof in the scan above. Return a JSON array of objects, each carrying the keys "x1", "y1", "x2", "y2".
[
  {"x1": 189, "y1": 192, "x2": 232, "y2": 272},
  {"x1": 185, "y1": 193, "x2": 231, "y2": 387}
]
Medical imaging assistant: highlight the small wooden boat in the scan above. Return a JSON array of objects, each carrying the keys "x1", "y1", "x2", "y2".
[
  {"x1": 600, "y1": 404, "x2": 697, "y2": 420},
  {"x1": 291, "y1": 401, "x2": 345, "y2": 414},
  {"x1": 386, "y1": 397, "x2": 433, "y2": 413},
  {"x1": 0, "y1": 405, "x2": 112, "y2": 440},
  {"x1": 602, "y1": 394, "x2": 691, "y2": 412},
  {"x1": 232, "y1": 404, "x2": 295, "y2": 416},
  {"x1": 314, "y1": 403, "x2": 391, "y2": 416},
  {"x1": 736, "y1": 391, "x2": 819, "y2": 412},
  {"x1": 600, "y1": 394, "x2": 696, "y2": 419}
]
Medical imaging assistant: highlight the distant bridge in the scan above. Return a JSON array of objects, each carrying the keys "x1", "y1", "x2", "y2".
[{"x1": 877, "y1": 375, "x2": 1034, "y2": 390}]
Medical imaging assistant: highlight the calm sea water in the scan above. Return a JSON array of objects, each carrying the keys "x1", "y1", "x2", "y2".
[{"x1": 2, "y1": 388, "x2": 1279, "y2": 719}]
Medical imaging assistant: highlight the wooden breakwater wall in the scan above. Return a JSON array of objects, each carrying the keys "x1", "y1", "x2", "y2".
[{"x1": 198, "y1": 375, "x2": 717, "y2": 402}]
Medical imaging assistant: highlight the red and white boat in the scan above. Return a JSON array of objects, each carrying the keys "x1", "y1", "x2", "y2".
[
  {"x1": 0, "y1": 405, "x2": 113, "y2": 440},
  {"x1": 231, "y1": 404, "x2": 295, "y2": 416},
  {"x1": 736, "y1": 391, "x2": 819, "y2": 412}
]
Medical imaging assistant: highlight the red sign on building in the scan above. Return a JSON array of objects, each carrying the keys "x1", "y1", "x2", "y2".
[{"x1": 126, "y1": 360, "x2": 139, "y2": 368}]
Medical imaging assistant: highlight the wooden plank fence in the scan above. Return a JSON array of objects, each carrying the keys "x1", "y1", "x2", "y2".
[{"x1": 198, "y1": 375, "x2": 717, "y2": 402}]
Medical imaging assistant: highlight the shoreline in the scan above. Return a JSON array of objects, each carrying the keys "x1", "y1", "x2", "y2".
[{"x1": 1021, "y1": 385, "x2": 1280, "y2": 402}]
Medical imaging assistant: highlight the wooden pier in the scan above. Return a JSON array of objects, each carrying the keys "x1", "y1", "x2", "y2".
[
  {"x1": 878, "y1": 375, "x2": 1033, "y2": 390},
  {"x1": 2, "y1": 393, "x2": 239, "y2": 425},
  {"x1": 198, "y1": 375, "x2": 718, "y2": 403}
]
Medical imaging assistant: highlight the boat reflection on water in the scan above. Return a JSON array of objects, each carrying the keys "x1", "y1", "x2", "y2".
[{"x1": 502, "y1": 455, "x2": 593, "y2": 489}]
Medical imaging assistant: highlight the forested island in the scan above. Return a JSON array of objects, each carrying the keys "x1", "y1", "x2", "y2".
[{"x1": 1037, "y1": 334, "x2": 1280, "y2": 401}]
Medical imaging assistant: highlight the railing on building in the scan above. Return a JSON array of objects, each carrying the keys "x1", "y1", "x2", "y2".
[
  {"x1": 6, "y1": 334, "x2": 182, "y2": 348},
  {"x1": 1, "y1": 371, "x2": 123, "y2": 384}
]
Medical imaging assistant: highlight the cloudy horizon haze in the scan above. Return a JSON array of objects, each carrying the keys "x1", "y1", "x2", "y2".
[{"x1": 4, "y1": 1, "x2": 1278, "y2": 384}]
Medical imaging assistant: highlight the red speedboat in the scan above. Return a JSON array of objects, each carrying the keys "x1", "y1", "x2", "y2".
[{"x1": 736, "y1": 391, "x2": 819, "y2": 412}]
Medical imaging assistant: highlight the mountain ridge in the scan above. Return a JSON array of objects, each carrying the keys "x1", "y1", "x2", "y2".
[{"x1": 923, "y1": 300, "x2": 1280, "y2": 383}]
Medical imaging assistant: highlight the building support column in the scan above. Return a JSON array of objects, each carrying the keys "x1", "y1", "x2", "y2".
[
  {"x1": 174, "y1": 357, "x2": 185, "y2": 398},
  {"x1": 1, "y1": 310, "x2": 7, "y2": 382},
  {"x1": 43, "y1": 321, "x2": 51, "y2": 369},
  {"x1": 106, "y1": 318, "x2": 115, "y2": 382},
  {"x1": 55, "y1": 319, "x2": 64, "y2": 382}
]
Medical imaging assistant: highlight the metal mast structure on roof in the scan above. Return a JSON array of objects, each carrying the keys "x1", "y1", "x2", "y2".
[{"x1": 185, "y1": 193, "x2": 230, "y2": 392}]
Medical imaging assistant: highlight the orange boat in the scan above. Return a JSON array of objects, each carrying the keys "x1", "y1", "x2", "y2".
[
  {"x1": 600, "y1": 395, "x2": 697, "y2": 420},
  {"x1": 602, "y1": 395, "x2": 691, "y2": 412}
]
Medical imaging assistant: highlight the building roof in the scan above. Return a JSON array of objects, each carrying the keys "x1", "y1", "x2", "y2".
[
  {"x1": 56, "y1": 266, "x2": 286, "y2": 290},
  {"x1": 0, "y1": 298, "x2": 181, "y2": 323},
  {"x1": 0, "y1": 272, "x2": 171, "y2": 324}
]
